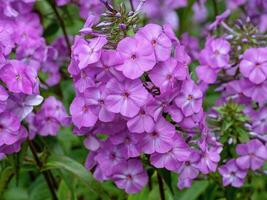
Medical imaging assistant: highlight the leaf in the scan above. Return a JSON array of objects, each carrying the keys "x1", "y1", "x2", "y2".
[
  {"x1": 2, "y1": 187, "x2": 29, "y2": 200},
  {"x1": 177, "y1": 180, "x2": 209, "y2": 200},
  {"x1": 60, "y1": 80, "x2": 75, "y2": 109},
  {"x1": 43, "y1": 155, "x2": 110, "y2": 199},
  {"x1": 58, "y1": 180, "x2": 72, "y2": 200},
  {"x1": 0, "y1": 167, "x2": 14, "y2": 196},
  {"x1": 28, "y1": 175, "x2": 51, "y2": 200},
  {"x1": 44, "y1": 22, "x2": 60, "y2": 37},
  {"x1": 158, "y1": 169, "x2": 173, "y2": 194}
]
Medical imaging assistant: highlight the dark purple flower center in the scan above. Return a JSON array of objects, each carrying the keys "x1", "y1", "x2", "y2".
[
  {"x1": 98, "y1": 99, "x2": 104, "y2": 105},
  {"x1": 0, "y1": 124, "x2": 3, "y2": 132},
  {"x1": 151, "y1": 39, "x2": 157, "y2": 46},
  {"x1": 151, "y1": 132, "x2": 158, "y2": 138},
  {"x1": 187, "y1": 95, "x2": 193, "y2": 100},
  {"x1": 126, "y1": 174, "x2": 133, "y2": 180},
  {"x1": 167, "y1": 74, "x2": 173, "y2": 80},
  {"x1": 82, "y1": 105, "x2": 89, "y2": 112},
  {"x1": 123, "y1": 92, "x2": 130, "y2": 98},
  {"x1": 16, "y1": 74, "x2": 21, "y2": 80},
  {"x1": 131, "y1": 54, "x2": 137, "y2": 60},
  {"x1": 185, "y1": 161, "x2": 190, "y2": 166},
  {"x1": 109, "y1": 152, "x2": 116, "y2": 160}
]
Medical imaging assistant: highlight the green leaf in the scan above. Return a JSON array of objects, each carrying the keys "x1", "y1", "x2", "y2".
[
  {"x1": 0, "y1": 167, "x2": 14, "y2": 196},
  {"x1": 43, "y1": 155, "x2": 110, "y2": 199},
  {"x1": 44, "y1": 22, "x2": 60, "y2": 37},
  {"x1": 60, "y1": 80, "x2": 75, "y2": 109},
  {"x1": 177, "y1": 180, "x2": 209, "y2": 200}
]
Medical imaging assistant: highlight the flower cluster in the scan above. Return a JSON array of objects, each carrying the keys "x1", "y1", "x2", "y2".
[
  {"x1": 195, "y1": 10, "x2": 267, "y2": 188},
  {"x1": 68, "y1": 3, "x2": 222, "y2": 191},
  {"x1": 0, "y1": 0, "x2": 69, "y2": 159}
]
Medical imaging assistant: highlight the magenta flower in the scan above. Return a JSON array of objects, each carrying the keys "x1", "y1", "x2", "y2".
[
  {"x1": 0, "y1": 60, "x2": 37, "y2": 94},
  {"x1": 105, "y1": 78, "x2": 149, "y2": 117},
  {"x1": 70, "y1": 95, "x2": 98, "y2": 128},
  {"x1": 219, "y1": 159, "x2": 247, "y2": 188},
  {"x1": 95, "y1": 141, "x2": 126, "y2": 176},
  {"x1": 196, "y1": 65, "x2": 218, "y2": 84},
  {"x1": 199, "y1": 38, "x2": 230, "y2": 69},
  {"x1": 110, "y1": 129, "x2": 141, "y2": 158},
  {"x1": 240, "y1": 48, "x2": 267, "y2": 84},
  {"x1": 127, "y1": 106, "x2": 155, "y2": 134},
  {"x1": 112, "y1": 159, "x2": 148, "y2": 194},
  {"x1": 73, "y1": 36, "x2": 107, "y2": 70},
  {"x1": 94, "y1": 50, "x2": 124, "y2": 82},
  {"x1": 175, "y1": 80, "x2": 203, "y2": 117},
  {"x1": 177, "y1": 151, "x2": 200, "y2": 179},
  {"x1": 140, "y1": 117, "x2": 175, "y2": 154},
  {"x1": 136, "y1": 24, "x2": 172, "y2": 62},
  {"x1": 150, "y1": 135, "x2": 190, "y2": 171},
  {"x1": 85, "y1": 87, "x2": 115, "y2": 122},
  {"x1": 0, "y1": 112, "x2": 20, "y2": 146},
  {"x1": 116, "y1": 36, "x2": 156, "y2": 79},
  {"x1": 236, "y1": 139, "x2": 267, "y2": 170},
  {"x1": 149, "y1": 58, "x2": 187, "y2": 92}
]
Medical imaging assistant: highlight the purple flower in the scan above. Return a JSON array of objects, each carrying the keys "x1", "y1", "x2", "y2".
[
  {"x1": 7, "y1": 94, "x2": 43, "y2": 120},
  {"x1": 136, "y1": 24, "x2": 172, "y2": 62},
  {"x1": 149, "y1": 58, "x2": 187, "y2": 92},
  {"x1": 196, "y1": 65, "x2": 218, "y2": 84},
  {"x1": 105, "y1": 78, "x2": 149, "y2": 117},
  {"x1": 175, "y1": 80, "x2": 203, "y2": 117},
  {"x1": 32, "y1": 97, "x2": 69, "y2": 136},
  {"x1": 0, "y1": 60, "x2": 37, "y2": 94},
  {"x1": 116, "y1": 36, "x2": 156, "y2": 79},
  {"x1": 240, "y1": 48, "x2": 267, "y2": 84},
  {"x1": 127, "y1": 106, "x2": 155, "y2": 134},
  {"x1": 236, "y1": 139, "x2": 267, "y2": 170},
  {"x1": 94, "y1": 50, "x2": 124, "y2": 82},
  {"x1": 150, "y1": 134, "x2": 190, "y2": 171},
  {"x1": 112, "y1": 159, "x2": 148, "y2": 194},
  {"x1": 199, "y1": 38, "x2": 230, "y2": 69},
  {"x1": 140, "y1": 117, "x2": 175, "y2": 154},
  {"x1": 95, "y1": 141, "x2": 126, "y2": 176},
  {"x1": 70, "y1": 95, "x2": 98, "y2": 128},
  {"x1": 73, "y1": 36, "x2": 107, "y2": 70},
  {"x1": 110, "y1": 129, "x2": 141, "y2": 158},
  {"x1": 0, "y1": 112, "x2": 20, "y2": 146},
  {"x1": 85, "y1": 87, "x2": 115, "y2": 122},
  {"x1": 219, "y1": 159, "x2": 247, "y2": 187},
  {"x1": 177, "y1": 151, "x2": 200, "y2": 179}
]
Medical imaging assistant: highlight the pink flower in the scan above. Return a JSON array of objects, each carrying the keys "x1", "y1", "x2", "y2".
[
  {"x1": 105, "y1": 78, "x2": 149, "y2": 118},
  {"x1": 0, "y1": 60, "x2": 37, "y2": 94},
  {"x1": 149, "y1": 58, "x2": 187, "y2": 92},
  {"x1": 136, "y1": 24, "x2": 172, "y2": 62},
  {"x1": 112, "y1": 159, "x2": 148, "y2": 194},
  {"x1": 240, "y1": 48, "x2": 267, "y2": 84},
  {"x1": 73, "y1": 36, "x2": 107, "y2": 70},
  {"x1": 140, "y1": 117, "x2": 175, "y2": 154},
  {"x1": 116, "y1": 36, "x2": 156, "y2": 79},
  {"x1": 70, "y1": 95, "x2": 98, "y2": 128},
  {"x1": 236, "y1": 139, "x2": 267, "y2": 170}
]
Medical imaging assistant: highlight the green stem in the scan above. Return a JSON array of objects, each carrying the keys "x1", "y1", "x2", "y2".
[
  {"x1": 157, "y1": 172, "x2": 165, "y2": 200},
  {"x1": 28, "y1": 140, "x2": 58, "y2": 200},
  {"x1": 48, "y1": 0, "x2": 71, "y2": 56}
]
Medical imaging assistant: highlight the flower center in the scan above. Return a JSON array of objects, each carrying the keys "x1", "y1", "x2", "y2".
[
  {"x1": 166, "y1": 74, "x2": 173, "y2": 80},
  {"x1": 98, "y1": 99, "x2": 104, "y2": 105},
  {"x1": 151, "y1": 39, "x2": 157, "y2": 46},
  {"x1": 131, "y1": 54, "x2": 137, "y2": 60},
  {"x1": 109, "y1": 152, "x2": 116, "y2": 160},
  {"x1": 16, "y1": 74, "x2": 21, "y2": 80},
  {"x1": 123, "y1": 92, "x2": 130, "y2": 98},
  {"x1": 126, "y1": 174, "x2": 133, "y2": 180},
  {"x1": 82, "y1": 105, "x2": 89, "y2": 112},
  {"x1": 187, "y1": 95, "x2": 193, "y2": 100}
]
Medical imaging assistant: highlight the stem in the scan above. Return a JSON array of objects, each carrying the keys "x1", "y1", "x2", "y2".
[
  {"x1": 28, "y1": 140, "x2": 58, "y2": 200},
  {"x1": 129, "y1": 0, "x2": 134, "y2": 11},
  {"x1": 157, "y1": 172, "x2": 165, "y2": 200},
  {"x1": 48, "y1": 0, "x2": 71, "y2": 56},
  {"x1": 211, "y1": 0, "x2": 218, "y2": 17}
]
